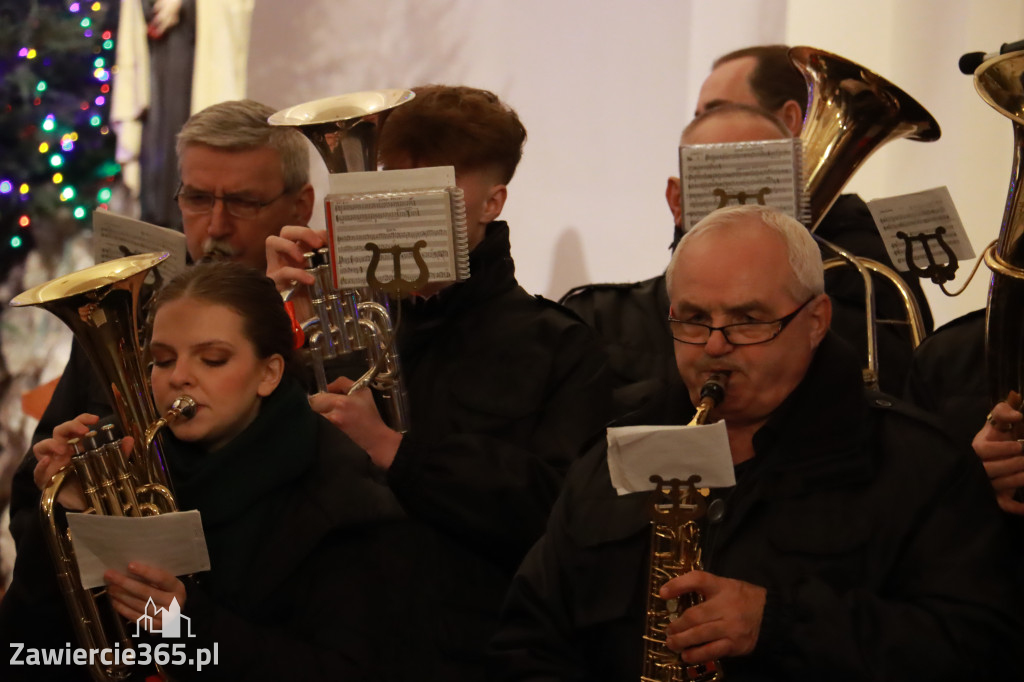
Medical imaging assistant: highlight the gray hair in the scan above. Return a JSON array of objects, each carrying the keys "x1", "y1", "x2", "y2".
[
  {"x1": 176, "y1": 99, "x2": 310, "y2": 192},
  {"x1": 665, "y1": 204, "x2": 824, "y2": 300}
]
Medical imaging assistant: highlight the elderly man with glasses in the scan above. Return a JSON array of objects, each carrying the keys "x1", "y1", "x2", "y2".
[{"x1": 491, "y1": 204, "x2": 1023, "y2": 681}]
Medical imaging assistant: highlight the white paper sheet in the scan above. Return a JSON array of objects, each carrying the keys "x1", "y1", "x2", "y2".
[
  {"x1": 607, "y1": 421, "x2": 735, "y2": 495},
  {"x1": 66, "y1": 510, "x2": 211, "y2": 589},
  {"x1": 92, "y1": 209, "x2": 188, "y2": 280},
  {"x1": 865, "y1": 186, "x2": 974, "y2": 272}
]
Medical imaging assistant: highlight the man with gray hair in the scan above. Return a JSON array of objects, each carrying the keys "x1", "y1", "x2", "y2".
[
  {"x1": 493, "y1": 205, "x2": 1021, "y2": 680},
  {"x1": 173, "y1": 98, "x2": 314, "y2": 269}
]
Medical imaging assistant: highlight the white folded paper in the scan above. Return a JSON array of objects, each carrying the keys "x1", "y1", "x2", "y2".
[
  {"x1": 607, "y1": 421, "x2": 735, "y2": 496},
  {"x1": 66, "y1": 510, "x2": 211, "y2": 589}
]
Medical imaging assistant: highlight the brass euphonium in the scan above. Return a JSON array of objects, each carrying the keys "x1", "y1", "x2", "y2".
[
  {"x1": 790, "y1": 46, "x2": 936, "y2": 388},
  {"x1": 11, "y1": 252, "x2": 196, "y2": 682},
  {"x1": 976, "y1": 51, "x2": 1024, "y2": 418},
  {"x1": 642, "y1": 373, "x2": 727, "y2": 682},
  {"x1": 269, "y1": 90, "x2": 414, "y2": 432}
]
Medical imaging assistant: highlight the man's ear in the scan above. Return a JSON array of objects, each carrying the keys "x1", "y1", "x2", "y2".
[
  {"x1": 665, "y1": 177, "x2": 682, "y2": 227},
  {"x1": 778, "y1": 100, "x2": 804, "y2": 136},
  {"x1": 482, "y1": 184, "x2": 508, "y2": 223},
  {"x1": 807, "y1": 293, "x2": 832, "y2": 347},
  {"x1": 289, "y1": 182, "x2": 316, "y2": 225}
]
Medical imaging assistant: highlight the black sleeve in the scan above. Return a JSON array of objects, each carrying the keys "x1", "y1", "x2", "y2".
[
  {"x1": 754, "y1": 426, "x2": 1024, "y2": 679},
  {"x1": 489, "y1": 460, "x2": 591, "y2": 682},
  {"x1": 9, "y1": 341, "x2": 111, "y2": 548},
  {"x1": 166, "y1": 524, "x2": 409, "y2": 682}
]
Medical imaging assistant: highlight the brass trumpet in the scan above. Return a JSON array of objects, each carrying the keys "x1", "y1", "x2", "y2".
[
  {"x1": 642, "y1": 373, "x2": 727, "y2": 682},
  {"x1": 11, "y1": 252, "x2": 195, "y2": 682}
]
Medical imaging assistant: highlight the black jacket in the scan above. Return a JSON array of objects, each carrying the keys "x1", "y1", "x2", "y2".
[
  {"x1": 0, "y1": 414, "x2": 413, "y2": 682},
  {"x1": 903, "y1": 307, "x2": 989, "y2": 450},
  {"x1": 382, "y1": 221, "x2": 612, "y2": 674},
  {"x1": 561, "y1": 195, "x2": 934, "y2": 412},
  {"x1": 491, "y1": 334, "x2": 1023, "y2": 681}
]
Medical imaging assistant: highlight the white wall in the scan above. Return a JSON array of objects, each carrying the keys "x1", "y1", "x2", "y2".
[
  {"x1": 786, "y1": 0, "x2": 1024, "y2": 326},
  {"x1": 247, "y1": 0, "x2": 787, "y2": 301}
]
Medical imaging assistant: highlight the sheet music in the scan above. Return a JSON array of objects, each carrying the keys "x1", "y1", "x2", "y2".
[
  {"x1": 865, "y1": 186, "x2": 974, "y2": 272},
  {"x1": 606, "y1": 421, "x2": 735, "y2": 495},
  {"x1": 680, "y1": 138, "x2": 805, "y2": 231},
  {"x1": 67, "y1": 510, "x2": 211, "y2": 589},
  {"x1": 325, "y1": 166, "x2": 469, "y2": 291},
  {"x1": 92, "y1": 209, "x2": 188, "y2": 280}
]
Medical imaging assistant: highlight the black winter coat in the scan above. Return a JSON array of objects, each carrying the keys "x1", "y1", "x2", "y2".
[
  {"x1": 0, "y1": 415, "x2": 413, "y2": 682},
  {"x1": 492, "y1": 334, "x2": 1023, "y2": 681},
  {"x1": 382, "y1": 221, "x2": 613, "y2": 676},
  {"x1": 903, "y1": 307, "x2": 989, "y2": 450}
]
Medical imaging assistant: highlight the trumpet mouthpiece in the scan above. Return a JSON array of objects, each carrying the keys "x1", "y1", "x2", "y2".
[
  {"x1": 700, "y1": 373, "x2": 727, "y2": 406},
  {"x1": 171, "y1": 396, "x2": 198, "y2": 420}
]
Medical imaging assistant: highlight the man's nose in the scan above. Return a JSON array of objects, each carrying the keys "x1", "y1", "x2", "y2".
[
  {"x1": 703, "y1": 328, "x2": 734, "y2": 356},
  {"x1": 206, "y1": 199, "x2": 233, "y2": 238}
]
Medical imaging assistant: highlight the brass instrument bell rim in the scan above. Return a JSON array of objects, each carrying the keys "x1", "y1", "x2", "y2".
[
  {"x1": 10, "y1": 251, "x2": 169, "y2": 307},
  {"x1": 268, "y1": 89, "x2": 416, "y2": 127},
  {"x1": 973, "y1": 51, "x2": 1024, "y2": 127},
  {"x1": 789, "y1": 45, "x2": 942, "y2": 142}
]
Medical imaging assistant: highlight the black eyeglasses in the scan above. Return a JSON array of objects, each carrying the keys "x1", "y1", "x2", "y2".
[
  {"x1": 668, "y1": 297, "x2": 814, "y2": 346},
  {"x1": 174, "y1": 185, "x2": 288, "y2": 219}
]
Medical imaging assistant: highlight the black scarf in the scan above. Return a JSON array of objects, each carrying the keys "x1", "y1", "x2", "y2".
[{"x1": 164, "y1": 377, "x2": 317, "y2": 607}]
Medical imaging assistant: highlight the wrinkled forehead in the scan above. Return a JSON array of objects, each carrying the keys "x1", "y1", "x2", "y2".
[{"x1": 179, "y1": 144, "x2": 285, "y2": 189}]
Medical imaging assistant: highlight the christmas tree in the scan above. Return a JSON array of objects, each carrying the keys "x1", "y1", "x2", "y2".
[{"x1": 0, "y1": 0, "x2": 119, "y2": 281}]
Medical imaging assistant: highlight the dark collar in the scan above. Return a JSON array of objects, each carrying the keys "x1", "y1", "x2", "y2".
[{"x1": 399, "y1": 220, "x2": 518, "y2": 331}]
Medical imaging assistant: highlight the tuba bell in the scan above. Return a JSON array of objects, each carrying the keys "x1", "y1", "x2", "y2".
[
  {"x1": 10, "y1": 252, "x2": 196, "y2": 682},
  {"x1": 790, "y1": 46, "x2": 937, "y2": 388},
  {"x1": 974, "y1": 50, "x2": 1024, "y2": 411},
  {"x1": 269, "y1": 90, "x2": 415, "y2": 432}
]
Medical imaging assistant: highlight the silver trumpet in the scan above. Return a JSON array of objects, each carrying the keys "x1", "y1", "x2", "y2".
[{"x1": 270, "y1": 90, "x2": 414, "y2": 432}]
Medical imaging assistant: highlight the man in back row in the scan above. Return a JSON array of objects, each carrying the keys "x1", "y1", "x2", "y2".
[
  {"x1": 493, "y1": 204, "x2": 1021, "y2": 680},
  {"x1": 562, "y1": 44, "x2": 933, "y2": 411}
]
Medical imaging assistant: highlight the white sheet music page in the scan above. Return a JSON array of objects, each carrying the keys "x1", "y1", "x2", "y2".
[
  {"x1": 66, "y1": 510, "x2": 211, "y2": 589},
  {"x1": 865, "y1": 186, "x2": 974, "y2": 272},
  {"x1": 606, "y1": 421, "x2": 735, "y2": 496},
  {"x1": 679, "y1": 138, "x2": 805, "y2": 231},
  {"x1": 325, "y1": 166, "x2": 469, "y2": 290},
  {"x1": 92, "y1": 209, "x2": 188, "y2": 280}
]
